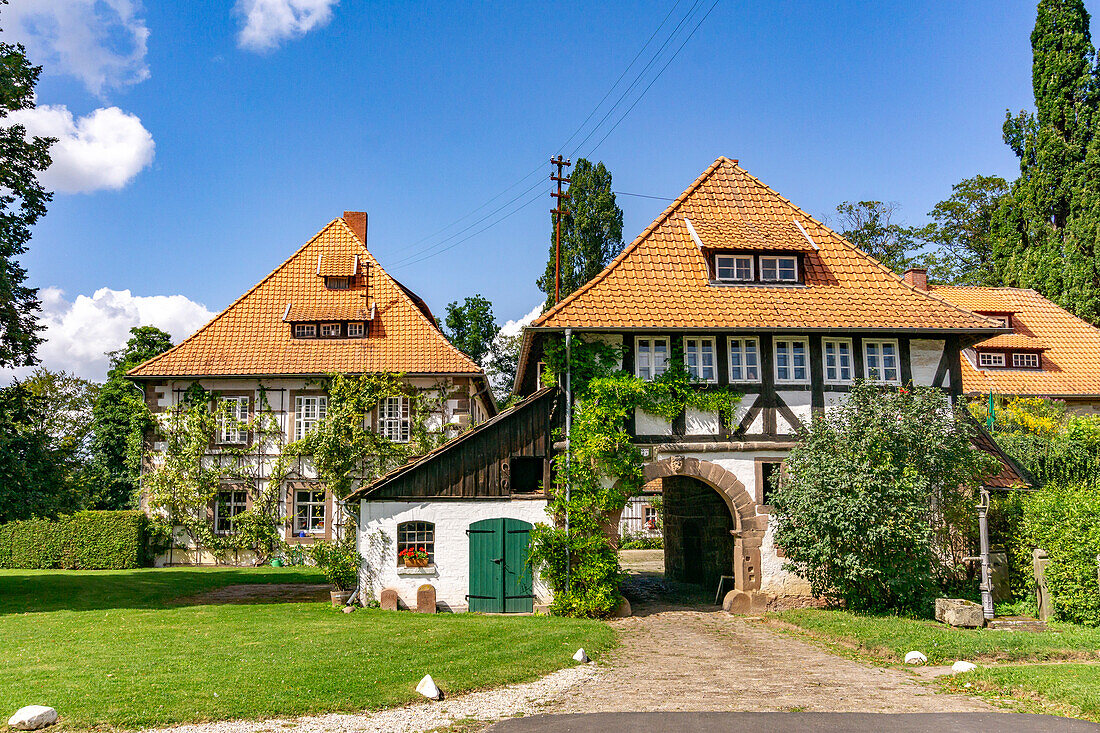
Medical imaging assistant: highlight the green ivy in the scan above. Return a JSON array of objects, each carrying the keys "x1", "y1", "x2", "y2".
[{"x1": 530, "y1": 334, "x2": 741, "y2": 617}]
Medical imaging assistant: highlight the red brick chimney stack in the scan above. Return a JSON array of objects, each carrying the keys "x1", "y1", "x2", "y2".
[
  {"x1": 343, "y1": 211, "x2": 367, "y2": 245},
  {"x1": 903, "y1": 267, "x2": 928, "y2": 291}
]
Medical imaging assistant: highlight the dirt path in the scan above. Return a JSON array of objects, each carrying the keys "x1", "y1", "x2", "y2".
[
  {"x1": 170, "y1": 583, "x2": 331, "y2": 605},
  {"x1": 555, "y1": 552, "x2": 997, "y2": 715}
]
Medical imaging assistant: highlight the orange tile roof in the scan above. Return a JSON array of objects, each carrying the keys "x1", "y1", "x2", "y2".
[
  {"x1": 976, "y1": 333, "x2": 1048, "y2": 350},
  {"x1": 129, "y1": 217, "x2": 483, "y2": 378},
  {"x1": 933, "y1": 286, "x2": 1100, "y2": 397},
  {"x1": 531, "y1": 158, "x2": 1003, "y2": 333}
]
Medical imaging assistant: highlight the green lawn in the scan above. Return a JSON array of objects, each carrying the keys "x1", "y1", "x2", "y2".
[
  {"x1": 0, "y1": 568, "x2": 615, "y2": 729},
  {"x1": 940, "y1": 665, "x2": 1100, "y2": 723},
  {"x1": 774, "y1": 608, "x2": 1100, "y2": 664}
]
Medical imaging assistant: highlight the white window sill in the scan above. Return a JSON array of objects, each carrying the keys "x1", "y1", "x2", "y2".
[{"x1": 397, "y1": 564, "x2": 438, "y2": 576}]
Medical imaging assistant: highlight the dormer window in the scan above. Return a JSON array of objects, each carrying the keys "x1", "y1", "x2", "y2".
[
  {"x1": 325, "y1": 276, "x2": 351, "y2": 290},
  {"x1": 347, "y1": 322, "x2": 365, "y2": 337},
  {"x1": 1013, "y1": 352, "x2": 1040, "y2": 368},
  {"x1": 978, "y1": 352, "x2": 1005, "y2": 367},
  {"x1": 294, "y1": 323, "x2": 317, "y2": 338},
  {"x1": 760, "y1": 256, "x2": 798, "y2": 282},
  {"x1": 320, "y1": 323, "x2": 340, "y2": 337},
  {"x1": 715, "y1": 254, "x2": 753, "y2": 282},
  {"x1": 976, "y1": 311, "x2": 1012, "y2": 328}
]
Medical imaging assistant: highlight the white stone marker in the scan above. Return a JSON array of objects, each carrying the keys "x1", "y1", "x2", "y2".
[
  {"x1": 904, "y1": 651, "x2": 928, "y2": 665},
  {"x1": 573, "y1": 648, "x2": 589, "y2": 663},
  {"x1": 951, "y1": 661, "x2": 978, "y2": 673},
  {"x1": 416, "y1": 674, "x2": 442, "y2": 700},
  {"x1": 8, "y1": 706, "x2": 58, "y2": 730}
]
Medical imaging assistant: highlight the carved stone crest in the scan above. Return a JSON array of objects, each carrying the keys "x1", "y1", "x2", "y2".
[{"x1": 670, "y1": 455, "x2": 685, "y2": 473}]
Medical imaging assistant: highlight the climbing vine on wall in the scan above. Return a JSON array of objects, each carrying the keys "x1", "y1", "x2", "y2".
[{"x1": 530, "y1": 334, "x2": 742, "y2": 618}]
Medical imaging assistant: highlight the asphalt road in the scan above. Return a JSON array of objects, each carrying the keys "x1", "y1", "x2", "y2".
[{"x1": 489, "y1": 712, "x2": 1100, "y2": 732}]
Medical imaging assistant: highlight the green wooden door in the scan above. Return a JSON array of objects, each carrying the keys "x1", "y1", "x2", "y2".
[{"x1": 467, "y1": 518, "x2": 534, "y2": 613}]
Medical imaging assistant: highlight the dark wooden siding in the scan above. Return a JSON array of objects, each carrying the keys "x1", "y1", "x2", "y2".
[{"x1": 363, "y1": 388, "x2": 559, "y2": 500}]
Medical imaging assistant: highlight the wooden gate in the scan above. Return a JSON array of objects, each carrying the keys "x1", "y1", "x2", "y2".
[{"x1": 467, "y1": 518, "x2": 534, "y2": 613}]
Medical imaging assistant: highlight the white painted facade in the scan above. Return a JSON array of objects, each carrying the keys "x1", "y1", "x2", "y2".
[{"x1": 358, "y1": 499, "x2": 551, "y2": 612}]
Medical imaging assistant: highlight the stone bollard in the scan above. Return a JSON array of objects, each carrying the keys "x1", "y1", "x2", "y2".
[
  {"x1": 416, "y1": 584, "x2": 437, "y2": 613},
  {"x1": 722, "y1": 590, "x2": 751, "y2": 615},
  {"x1": 1034, "y1": 548, "x2": 1052, "y2": 622},
  {"x1": 380, "y1": 587, "x2": 400, "y2": 611}
]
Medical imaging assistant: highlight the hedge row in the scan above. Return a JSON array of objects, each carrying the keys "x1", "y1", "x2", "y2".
[{"x1": 0, "y1": 511, "x2": 151, "y2": 569}]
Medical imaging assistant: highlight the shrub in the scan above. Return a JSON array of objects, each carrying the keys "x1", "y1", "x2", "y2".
[
  {"x1": 772, "y1": 382, "x2": 998, "y2": 616},
  {"x1": 1025, "y1": 484, "x2": 1100, "y2": 626},
  {"x1": 308, "y1": 538, "x2": 360, "y2": 591},
  {"x1": 619, "y1": 533, "x2": 662, "y2": 550},
  {"x1": 0, "y1": 511, "x2": 149, "y2": 569}
]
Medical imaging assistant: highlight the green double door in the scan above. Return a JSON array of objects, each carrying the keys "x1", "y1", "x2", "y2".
[{"x1": 467, "y1": 518, "x2": 534, "y2": 613}]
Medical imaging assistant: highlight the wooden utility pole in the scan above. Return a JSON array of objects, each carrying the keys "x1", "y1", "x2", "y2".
[{"x1": 551, "y1": 155, "x2": 572, "y2": 305}]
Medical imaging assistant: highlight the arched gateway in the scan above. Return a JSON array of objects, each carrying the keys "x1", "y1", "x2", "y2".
[{"x1": 643, "y1": 456, "x2": 765, "y2": 593}]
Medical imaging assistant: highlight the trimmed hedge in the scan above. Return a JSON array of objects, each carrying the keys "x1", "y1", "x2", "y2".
[{"x1": 0, "y1": 511, "x2": 150, "y2": 570}]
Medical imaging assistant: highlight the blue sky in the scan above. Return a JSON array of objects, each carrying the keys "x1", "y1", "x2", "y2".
[{"x1": 1, "y1": 1, "x2": 1078, "y2": 378}]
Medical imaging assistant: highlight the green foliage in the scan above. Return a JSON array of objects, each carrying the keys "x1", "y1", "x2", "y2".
[
  {"x1": 772, "y1": 382, "x2": 999, "y2": 616},
  {"x1": 918, "y1": 175, "x2": 1011, "y2": 286},
  {"x1": 91, "y1": 326, "x2": 173, "y2": 510},
  {"x1": 0, "y1": 381, "x2": 83, "y2": 523},
  {"x1": 308, "y1": 536, "x2": 361, "y2": 591},
  {"x1": 537, "y1": 159, "x2": 623, "y2": 306},
  {"x1": 443, "y1": 294, "x2": 498, "y2": 366},
  {"x1": 834, "y1": 200, "x2": 921, "y2": 274},
  {"x1": 0, "y1": 510, "x2": 149, "y2": 569},
  {"x1": 0, "y1": 26, "x2": 53, "y2": 368},
  {"x1": 485, "y1": 329, "x2": 524, "y2": 403},
  {"x1": 618, "y1": 533, "x2": 662, "y2": 550},
  {"x1": 529, "y1": 334, "x2": 740, "y2": 618},
  {"x1": 1025, "y1": 484, "x2": 1100, "y2": 625}
]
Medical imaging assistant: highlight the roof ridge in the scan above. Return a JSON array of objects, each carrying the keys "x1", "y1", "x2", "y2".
[
  {"x1": 128, "y1": 217, "x2": 345, "y2": 377},
  {"x1": 531, "y1": 156, "x2": 728, "y2": 327}
]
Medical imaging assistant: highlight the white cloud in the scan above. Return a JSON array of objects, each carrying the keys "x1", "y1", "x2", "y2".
[
  {"x1": 235, "y1": 0, "x2": 338, "y2": 52},
  {"x1": 8, "y1": 104, "x2": 155, "y2": 193},
  {"x1": 10, "y1": 287, "x2": 214, "y2": 381},
  {"x1": 498, "y1": 303, "x2": 544, "y2": 338},
  {"x1": 4, "y1": 0, "x2": 150, "y2": 96}
]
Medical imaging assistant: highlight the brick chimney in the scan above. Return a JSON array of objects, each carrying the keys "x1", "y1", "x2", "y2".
[
  {"x1": 903, "y1": 267, "x2": 928, "y2": 291},
  {"x1": 343, "y1": 211, "x2": 367, "y2": 244}
]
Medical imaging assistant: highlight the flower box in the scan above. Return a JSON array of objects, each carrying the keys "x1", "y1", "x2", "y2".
[{"x1": 404, "y1": 557, "x2": 429, "y2": 568}]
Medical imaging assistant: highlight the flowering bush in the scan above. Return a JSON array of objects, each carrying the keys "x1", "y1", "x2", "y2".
[{"x1": 398, "y1": 546, "x2": 430, "y2": 562}]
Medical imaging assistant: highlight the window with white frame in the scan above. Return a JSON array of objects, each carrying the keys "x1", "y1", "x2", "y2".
[
  {"x1": 397, "y1": 521, "x2": 435, "y2": 565},
  {"x1": 760, "y1": 256, "x2": 798, "y2": 282},
  {"x1": 294, "y1": 489, "x2": 326, "y2": 534},
  {"x1": 822, "y1": 339, "x2": 853, "y2": 383},
  {"x1": 715, "y1": 254, "x2": 753, "y2": 282},
  {"x1": 1013, "y1": 352, "x2": 1040, "y2": 368},
  {"x1": 728, "y1": 337, "x2": 760, "y2": 382},
  {"x1": 218, "y1": 395, "x2": 250, "y2": 444},
  {"x1": 320, "y1": 323, "x2": 340, "y2": 337},
  {"x1": 864, "y1": 339, "x2": 901, "y2": 383},
  {"x1": 684, "y1": 337, "x2": 717, "y2": 382},
  {"x1": 774, "y1": 338, "x2": 809, "y2": 383},
  {"x1": 347, "y1": 321, "x2": 365, "y2": 337},
  {"x1": 635, "y1": 337, "x2": 669, "y2": 380},
  {"x1": 294, "y1": 323, "x2": 316, "y2": 338},
  {"x1": 979, "y1": 352, "x2": 1006, "y2": 367},
  {"x1": 214, "y1": 489, "x2": 247, "y2": 534},
  {"x1": 294, "y1": 395, "x2": 327, "y2": 440},
  {"x1": 379, "y1": 396, "x2": 411, "y2": 442}
]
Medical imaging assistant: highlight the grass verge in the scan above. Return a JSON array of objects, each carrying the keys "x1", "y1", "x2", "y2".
[
  {"x1": 939, "y1": 665, "x2": 1100, "y2": 723},
  {"x1": 1, "y1": 568, "x2": 615, "y2": 730}
]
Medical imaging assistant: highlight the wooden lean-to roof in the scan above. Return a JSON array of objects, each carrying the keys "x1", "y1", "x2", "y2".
[
  {"x1": 933, "y1": 286, "x2": 1100, "y2": 398},
  {"x1": 128, "y1": 215, "x2": 485, "y2": 379}
]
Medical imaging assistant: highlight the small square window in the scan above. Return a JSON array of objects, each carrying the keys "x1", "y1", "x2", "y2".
[
  {"x1": 684, "y1": 337, "x2": 717, "y2": 382},
  {"x1": 865, "y1": 339, "x2": 901, "y2": 383},
  {"x1": 979, "y1": 352, "x2": 1006, "y2": 367},
  {"x1": 347, "y1": 322, "x2": 365, "y2": 337},
  {"x1": 715, "y1": 254, "x2": 753, "y2": 282},
  {"x1": 294, "y1": 323, "x2": 317, "y2": 338},
  {"x1": 320, "y1": 323, "x2": 340, "y2": 337},
  {"x1": 1012, "y1": 352, "x2": 1040, "y2": 368},
  {"x1": 760, "y1": 256, "x2": 798, "y2": 282},
  {"x1": 774, "y1": 338, "x2": 809, "y2": 383},
  {"x1": 728, "y1": 337, "x2": 760, "y2": 382},
  {"x1": 397, "y1": 521, "x2": 435, "y2": 566},
  {"x1": 294, "y1": 489, "x2": 326, "y2": 535}
]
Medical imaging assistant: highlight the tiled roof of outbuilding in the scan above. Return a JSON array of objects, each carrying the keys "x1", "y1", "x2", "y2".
[{"x1": 128, "y1": 217, "x2": 483, "y2": 378}]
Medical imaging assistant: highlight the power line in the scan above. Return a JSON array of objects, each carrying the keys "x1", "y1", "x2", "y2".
[{"x1": 614, "y1": 190, "x2": 675, "y2": 201}]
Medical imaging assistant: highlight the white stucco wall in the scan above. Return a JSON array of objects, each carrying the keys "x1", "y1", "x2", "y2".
[
  {"x1": 776, "y1": 390, "x2": 811, "y2": 434},
  {"x1": 635, "y1": 409, "x2": 672, "y2": 435},
  {"x1": 685, "y1": 407, "x2": 720, "y2": 435},
  {"x1": 359, "y1": 499, "x2": 551, "y2": 611},
  {"x1": 910, "y1": 339, "x2": 945, "y2": 387}
]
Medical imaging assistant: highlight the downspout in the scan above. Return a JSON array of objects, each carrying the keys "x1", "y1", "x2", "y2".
[{"x1": 564, "y1": 328, "x2": 572, "y2": 597}]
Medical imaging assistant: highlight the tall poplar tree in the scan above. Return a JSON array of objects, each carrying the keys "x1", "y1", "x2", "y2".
[
  {"x1": 537, "y1": 159, "x2": 623, "y2": 307},
  {"x1": 995, "y1": 0, "x2": 1100, "y2": 321}
]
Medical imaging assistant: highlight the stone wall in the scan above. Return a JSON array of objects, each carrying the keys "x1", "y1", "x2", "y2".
[{"x1": 662, "y1": 475, "x2": 735, "y2": 591}]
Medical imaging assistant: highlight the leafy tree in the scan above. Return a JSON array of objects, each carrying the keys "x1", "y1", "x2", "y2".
[
  {"x1": 918, "y1": 175, "x2": 1010, "y2": 286},
  {"x1": 772, "y1": 382, "x2": 998, "y2": 616},
  {"x1": 834, "y1": 201, "x2": 921, "y2": 274},
  {"x1": 442, "y1": 294, "x2": 498, "y2": 366},
  {"x1": 484, "y1": 329, "x2": 522, "y2": 404},
  {"x1": 0, "y1": 381, "x2": 81, "y2": 523},
  {"x1": 537, "y1": 159, "x2": 623, "y2": 306},
  {"x1": 23, "y1": 367, "x2": 99, "y2": 461},
  {"x1": 0, "y1": 12, "x2": 54, "y2": 368},
  {"x1": 995, "y1": 0, "x2": 1100, "y2": 322},
  {"x1": 90, "y1": 326, "x2": 173, "y2": 510}
]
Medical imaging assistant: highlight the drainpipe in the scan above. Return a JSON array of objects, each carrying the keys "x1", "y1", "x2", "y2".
[
  {"x1": 977, "y1": 488, "x2": 994, "y2": 622},
  {"x1": 564, "y1": 328, "x2": 572, "y2": 597}
]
